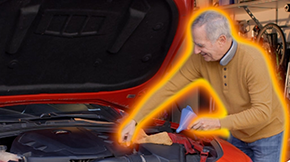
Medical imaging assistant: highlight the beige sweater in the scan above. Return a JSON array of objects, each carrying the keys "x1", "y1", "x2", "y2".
[{"x1": 134, "y1": 42, "x2": 284, "y2": 143}]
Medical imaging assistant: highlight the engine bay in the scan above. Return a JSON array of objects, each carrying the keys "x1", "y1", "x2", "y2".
[
  {"x1": 0, "y1": 103, "x2": 222, "y2": 162},
  {"x1": 0, "y1": 126, "x2": 221, "y2": 162}
]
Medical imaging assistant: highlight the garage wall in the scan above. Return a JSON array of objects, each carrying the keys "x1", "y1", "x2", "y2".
[{"x1": 232, "y1": 6, "x2": 290, "y2": 42}]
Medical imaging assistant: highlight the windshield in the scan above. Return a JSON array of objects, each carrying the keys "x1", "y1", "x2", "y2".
[{"x1": 0, "y1": 104, "x2": 124, "y2": 122}]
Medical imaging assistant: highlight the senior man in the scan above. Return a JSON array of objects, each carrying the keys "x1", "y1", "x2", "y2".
[{"x1": 120, "y1": 10, "x2": 285, "y2": 162}]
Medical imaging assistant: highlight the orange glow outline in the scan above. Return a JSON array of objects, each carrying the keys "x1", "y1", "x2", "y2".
[{"x1": 118, "y1": 7, "x2": 289, "y2": 162}]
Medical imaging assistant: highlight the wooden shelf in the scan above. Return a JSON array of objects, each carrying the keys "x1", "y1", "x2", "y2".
[{"x1": 220, "y1": 0, "x2": 290, "y2": 14}]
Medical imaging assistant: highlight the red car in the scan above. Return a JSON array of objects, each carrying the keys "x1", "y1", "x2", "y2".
[{"x1": 0, "y1": 0, "x2": 252, "y2": 161}]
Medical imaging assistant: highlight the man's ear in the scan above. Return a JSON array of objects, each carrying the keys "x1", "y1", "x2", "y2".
[{"x1": 217, "y1": 35, "x2": 227, "y2": 47}]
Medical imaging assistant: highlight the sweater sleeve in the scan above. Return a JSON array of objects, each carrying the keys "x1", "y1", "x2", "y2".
[
  {"x1": 133, "y1": 54, "x2": 201, "y2": 123},
  {"x1": 220, "y1": 55, "x2": 274, "y2": 130}
]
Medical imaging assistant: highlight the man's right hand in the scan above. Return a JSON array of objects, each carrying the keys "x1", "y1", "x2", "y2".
[
  {"x1": 0, "y1": 151, "x2": 19, "y2": 162},
  {"x1": 119, "y1": 120, "x2": 136, "y2": 146}
]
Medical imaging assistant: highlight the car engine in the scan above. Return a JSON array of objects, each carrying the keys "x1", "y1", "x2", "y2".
[{"x1": 5, "y1": 126, "x2": 220, "y2": 162}]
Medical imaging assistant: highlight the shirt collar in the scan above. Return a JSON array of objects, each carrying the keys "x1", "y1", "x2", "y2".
[{"x1": 219, "y1": 39, "x2": 238, "y2": 66}]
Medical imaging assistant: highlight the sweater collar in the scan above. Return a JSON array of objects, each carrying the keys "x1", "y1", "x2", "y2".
[{"x1": 219, "y1": 39, "x2": 237, "y2": 66}]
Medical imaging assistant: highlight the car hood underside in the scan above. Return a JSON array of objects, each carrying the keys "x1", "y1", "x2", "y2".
[{"x1": 0, "y1": 0, "x2": 178, "y2": 95}]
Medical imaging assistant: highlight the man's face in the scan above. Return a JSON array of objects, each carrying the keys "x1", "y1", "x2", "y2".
[{"x1": 192, "y1": 25, "x2": 222, "y2": 62}]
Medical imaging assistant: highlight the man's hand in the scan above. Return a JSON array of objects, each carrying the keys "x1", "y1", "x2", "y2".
[
  {"x1": 119, "y1": 120, "x2": 136, "y2": 146},
  {"x1": 0, "y1": 151, "x2": 19, "y2": 162},
  {"x1": 190, "y1": 118, "x2": 221, "y2": 131}
]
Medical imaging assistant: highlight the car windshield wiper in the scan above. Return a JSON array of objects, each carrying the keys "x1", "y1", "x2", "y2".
[
  {"x1": 0, "y1": 112, "x2": 109, "y2": 124},
  {"x1": 21, "y1": 112, "x2": 108, "y2": 122},
  {"x1": 0, "y1": 119, "x2": 27, "y2": 123},
  {"x1": 0, "y1": 112, "x2": 116, "y2": 136}
]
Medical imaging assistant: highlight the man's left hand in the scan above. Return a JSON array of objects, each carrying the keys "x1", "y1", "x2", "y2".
[{"x1": 190, "y1": 118, "x2": 221, "y2": 131}]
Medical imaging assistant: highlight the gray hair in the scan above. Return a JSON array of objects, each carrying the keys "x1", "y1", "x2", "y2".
[{"x1": 192, "y1": 11, "x2": 232, "y2": 42}]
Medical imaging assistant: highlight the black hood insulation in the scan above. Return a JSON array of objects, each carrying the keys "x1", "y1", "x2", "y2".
[{"x1": 0, "y1": 0, "x2": 178, "y2": 95}]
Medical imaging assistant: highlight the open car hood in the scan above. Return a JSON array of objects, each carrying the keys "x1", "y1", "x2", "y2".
[{"x1": 0, "y1": 0, "x2": 193, "y2": 107}]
